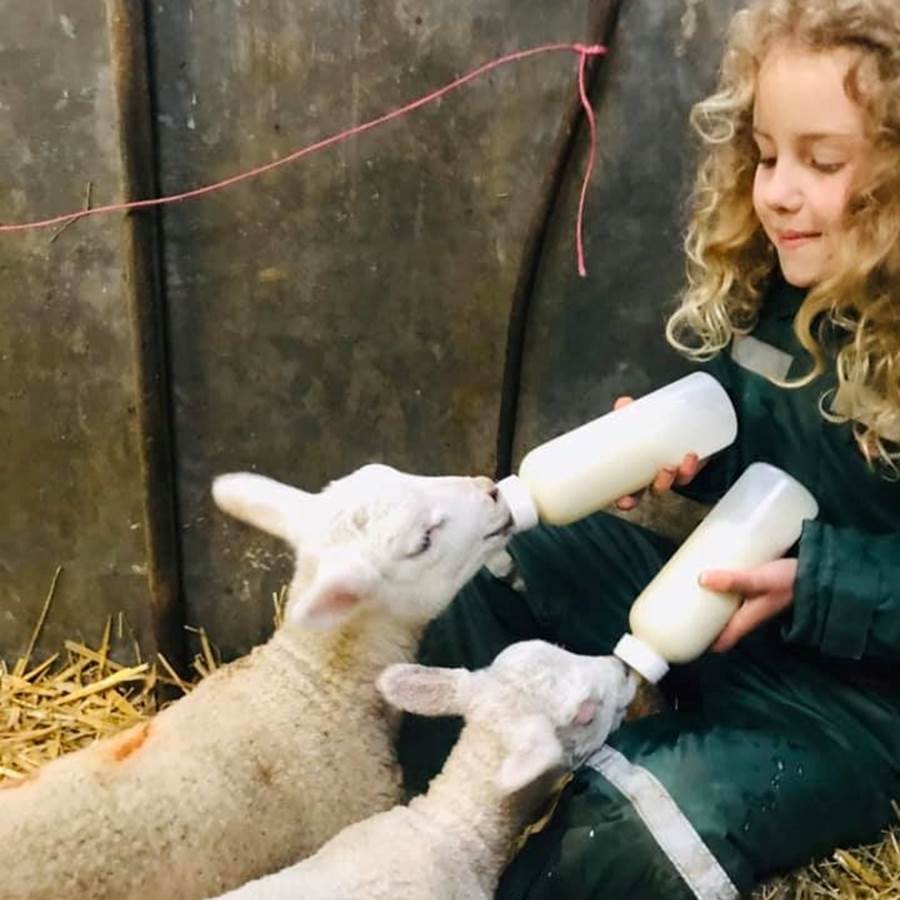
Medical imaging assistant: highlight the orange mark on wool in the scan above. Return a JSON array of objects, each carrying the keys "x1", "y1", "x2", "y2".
[{"x1": 107, "y1": 721, "x2": 152, "y2": 762}]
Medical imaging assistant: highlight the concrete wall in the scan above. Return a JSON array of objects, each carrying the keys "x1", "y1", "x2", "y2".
[{"x1": 0, "y1": 0, "x2": 179, "y2": 665}]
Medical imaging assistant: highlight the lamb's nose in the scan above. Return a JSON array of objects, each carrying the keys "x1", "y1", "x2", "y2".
[{"x1": 473, "y1": 475, "x2": 495, "y2": 495}]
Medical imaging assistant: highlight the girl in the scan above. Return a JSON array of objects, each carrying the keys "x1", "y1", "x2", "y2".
[{"x1": 399, "y1": 1, "x2": 900, "y2": 898}]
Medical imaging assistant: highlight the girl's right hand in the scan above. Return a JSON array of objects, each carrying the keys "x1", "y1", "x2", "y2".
[{"x1": 613, "y1": 396, "x2": 704, "y2": 510}]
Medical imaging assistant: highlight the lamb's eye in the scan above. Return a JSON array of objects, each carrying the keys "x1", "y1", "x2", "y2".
[
  {"x1": 409, "y1": 529, "x2": 433, "y2": 557},
  {"x1": 407, "y1": 517, "x2": 445, "y2": 557}
]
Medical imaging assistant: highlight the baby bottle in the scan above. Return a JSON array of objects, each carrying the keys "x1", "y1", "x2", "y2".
[
  {"x1": 613, "y1": 463, "x2": 819, "y2": 683},
  {"x1": 495, "y1": 372, "x2": 737, "y2": 531}
]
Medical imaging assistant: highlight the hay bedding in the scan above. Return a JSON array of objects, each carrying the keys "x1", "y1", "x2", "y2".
[
  {"x1": 0, "y1": 566, "x2": 231, "y2": 782},
  {"x1": 756, "y1": 830, "x2": 900, "y2": 899},
  {"x1": 0, "y1": 573, "x2": 897, "y2": 898}
]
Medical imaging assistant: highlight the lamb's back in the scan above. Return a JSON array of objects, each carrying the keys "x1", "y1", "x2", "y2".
[{"x1": 0, "y1": 639, "x2": 401, "y2": 900}]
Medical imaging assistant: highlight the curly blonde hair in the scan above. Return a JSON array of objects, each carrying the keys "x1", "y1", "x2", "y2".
[{"x1": 666, "y1": 0, "x2": 900, "y2": 472}]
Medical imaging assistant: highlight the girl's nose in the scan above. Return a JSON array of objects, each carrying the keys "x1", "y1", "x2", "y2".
[{"x1": 761, "y1": 160, "x2": 803, "y2": 213}]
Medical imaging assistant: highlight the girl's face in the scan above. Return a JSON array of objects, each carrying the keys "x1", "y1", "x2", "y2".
[{"x1": 752, "y1": 42, "x2": 873, "y2": 287}]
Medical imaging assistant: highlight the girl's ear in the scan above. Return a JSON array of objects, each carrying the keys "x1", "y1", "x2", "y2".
[
  {"x1": 212, "y1": 473, "x2": 314, "y2": 543},
  {"x1": 495, "y1": 715, "x2": 564, "y2": 795},
  {"x1": 287, "y1": 548, "x2": 378, "y2": 631},
  {"x1": 376, "y1": 664, "x2": 470, "y2": 717}
]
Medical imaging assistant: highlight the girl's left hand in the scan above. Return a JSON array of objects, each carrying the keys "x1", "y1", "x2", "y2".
[{"x1": 699, "y1": 559, "x2": 799, "y2": 653}]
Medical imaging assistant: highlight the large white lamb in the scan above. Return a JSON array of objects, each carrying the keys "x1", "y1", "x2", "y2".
[
  {"x1": 213, "y1": 639, "x2": 637, "y2": 900},
  {"x1": 0, "y1": 463, "x2": 515, "y2": 900}
]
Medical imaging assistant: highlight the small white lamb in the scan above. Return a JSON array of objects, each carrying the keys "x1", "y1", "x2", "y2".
[
  {"x1": 0, "y1": 464, "x2": 514, "y2": 900},
  {"x1": 212, "y1": 640, "x2": 637, "y2": 900}
]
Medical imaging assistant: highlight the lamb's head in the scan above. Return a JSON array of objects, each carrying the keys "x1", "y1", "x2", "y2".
[
  {"x1": 377, "y1": 640, "x2": 637, "y2": 795},
  {"x1": 212, "y1": 463, "x2": 514, "y2": 631}
]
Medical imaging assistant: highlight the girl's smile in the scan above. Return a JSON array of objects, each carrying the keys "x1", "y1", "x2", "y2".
[{"x1": 776, "y1": 230, "x2": 821, "y2": 248}]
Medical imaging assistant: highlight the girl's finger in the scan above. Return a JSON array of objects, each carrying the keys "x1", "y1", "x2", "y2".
[
  {"x1": 701, "y1": 568, "x2": 768, "y2": 596},
  {"x1": 699, "y1": 569, "x2": 737, "y2": 592},
  {"x1": 675, "y1": 452, "x2": 700, "y2": 485},
  {"x1": 710, "y1": 598, "x2": 777, "y2": 652},
  {"x1": 650, "y1": 466, "x2": 677, "y2": 495},
  {"x1": 614, "y1": 395, "x2": 634, "y2": 411}
]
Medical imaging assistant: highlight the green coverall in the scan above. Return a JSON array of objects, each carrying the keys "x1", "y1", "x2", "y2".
[{"x1": 397, "y1": 274, "x2": 900, "y2": 899}]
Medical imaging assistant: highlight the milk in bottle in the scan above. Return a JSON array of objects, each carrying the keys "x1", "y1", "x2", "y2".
[
  {"x1": 495, "y1": 372, "x2": 738, "y2": 531},
  {"x1": 613, "y1": 463, "x2": 819, "y2": 683}
]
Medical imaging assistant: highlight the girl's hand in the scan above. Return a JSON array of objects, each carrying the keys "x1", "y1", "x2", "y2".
[
  {"x1": 613, "y1": 396, "x2": 704, "y2": 511},
  {"x1": 700, "y1": 559, "x2": 799, "y2": 652}
]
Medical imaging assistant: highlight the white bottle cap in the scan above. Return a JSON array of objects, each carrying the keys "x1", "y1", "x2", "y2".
[
  {"x1": 494, "y1": 475, "x2": 539, "y2": 532},
  {"x1": 613, "y1": 633, "x2": 669, "y2": 684}
]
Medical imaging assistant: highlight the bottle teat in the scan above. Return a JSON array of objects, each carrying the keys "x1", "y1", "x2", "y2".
[
  {"x1": 613, "y1": 633, "x2": 669, "y2": 684},
  {"x1": 495, "y1": 474, "x2": 539, "y2": 533}
]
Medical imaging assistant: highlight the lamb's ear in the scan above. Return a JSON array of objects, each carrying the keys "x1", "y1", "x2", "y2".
[
  {"x1": 287, "y1": 548, "x2": 378, "y2": 631},
  {"x1": 212, "y1": 473, "x2": 313, "y2": 543},
  {"x1": 496, "y1": 715, "x2": 565, "y2": 795},
  {"x1": 376, "y1": 664, "x2": 470, "y2": 717}
]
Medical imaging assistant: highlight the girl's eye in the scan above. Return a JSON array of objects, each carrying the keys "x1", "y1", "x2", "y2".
[
  {"x1": 811, "y1": 160, "x2": 845, "y2": 174},
  {"x1": 757, "y1": 156, "x2": 775, "y2": 169}
]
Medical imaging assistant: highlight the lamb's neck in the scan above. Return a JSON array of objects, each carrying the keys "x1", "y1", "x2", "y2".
[
  {"x1": 410, "y1": 722, "x2": 542, "y2": 890},
  {"x1": 272, "y1": 610, "x2": 423, "y2": 689}
]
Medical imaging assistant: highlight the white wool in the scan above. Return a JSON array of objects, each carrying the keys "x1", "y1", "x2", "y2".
[
  {"x1": 0, "y1": 464, "x2": 513, "y2": 900},
  {"x1": 213, "y1": 640, "x2": 637, "y2": 900}
]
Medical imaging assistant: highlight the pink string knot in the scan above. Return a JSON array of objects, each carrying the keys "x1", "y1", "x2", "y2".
[{"x1": 573, "y1": 43, "x2": 607, "y2": 57}]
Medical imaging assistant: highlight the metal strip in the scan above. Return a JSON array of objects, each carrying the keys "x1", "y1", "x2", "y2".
[{"x1": 106, "y1": 0, "x2": 185, "y2": 669}]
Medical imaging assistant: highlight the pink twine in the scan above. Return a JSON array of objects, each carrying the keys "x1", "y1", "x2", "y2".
[
  {"x1": 0, "y1": 41, "x2": 605, "y2": 274},
  {"x1": 573, "y1": 44, "x2": 601, "y2": 277}
]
